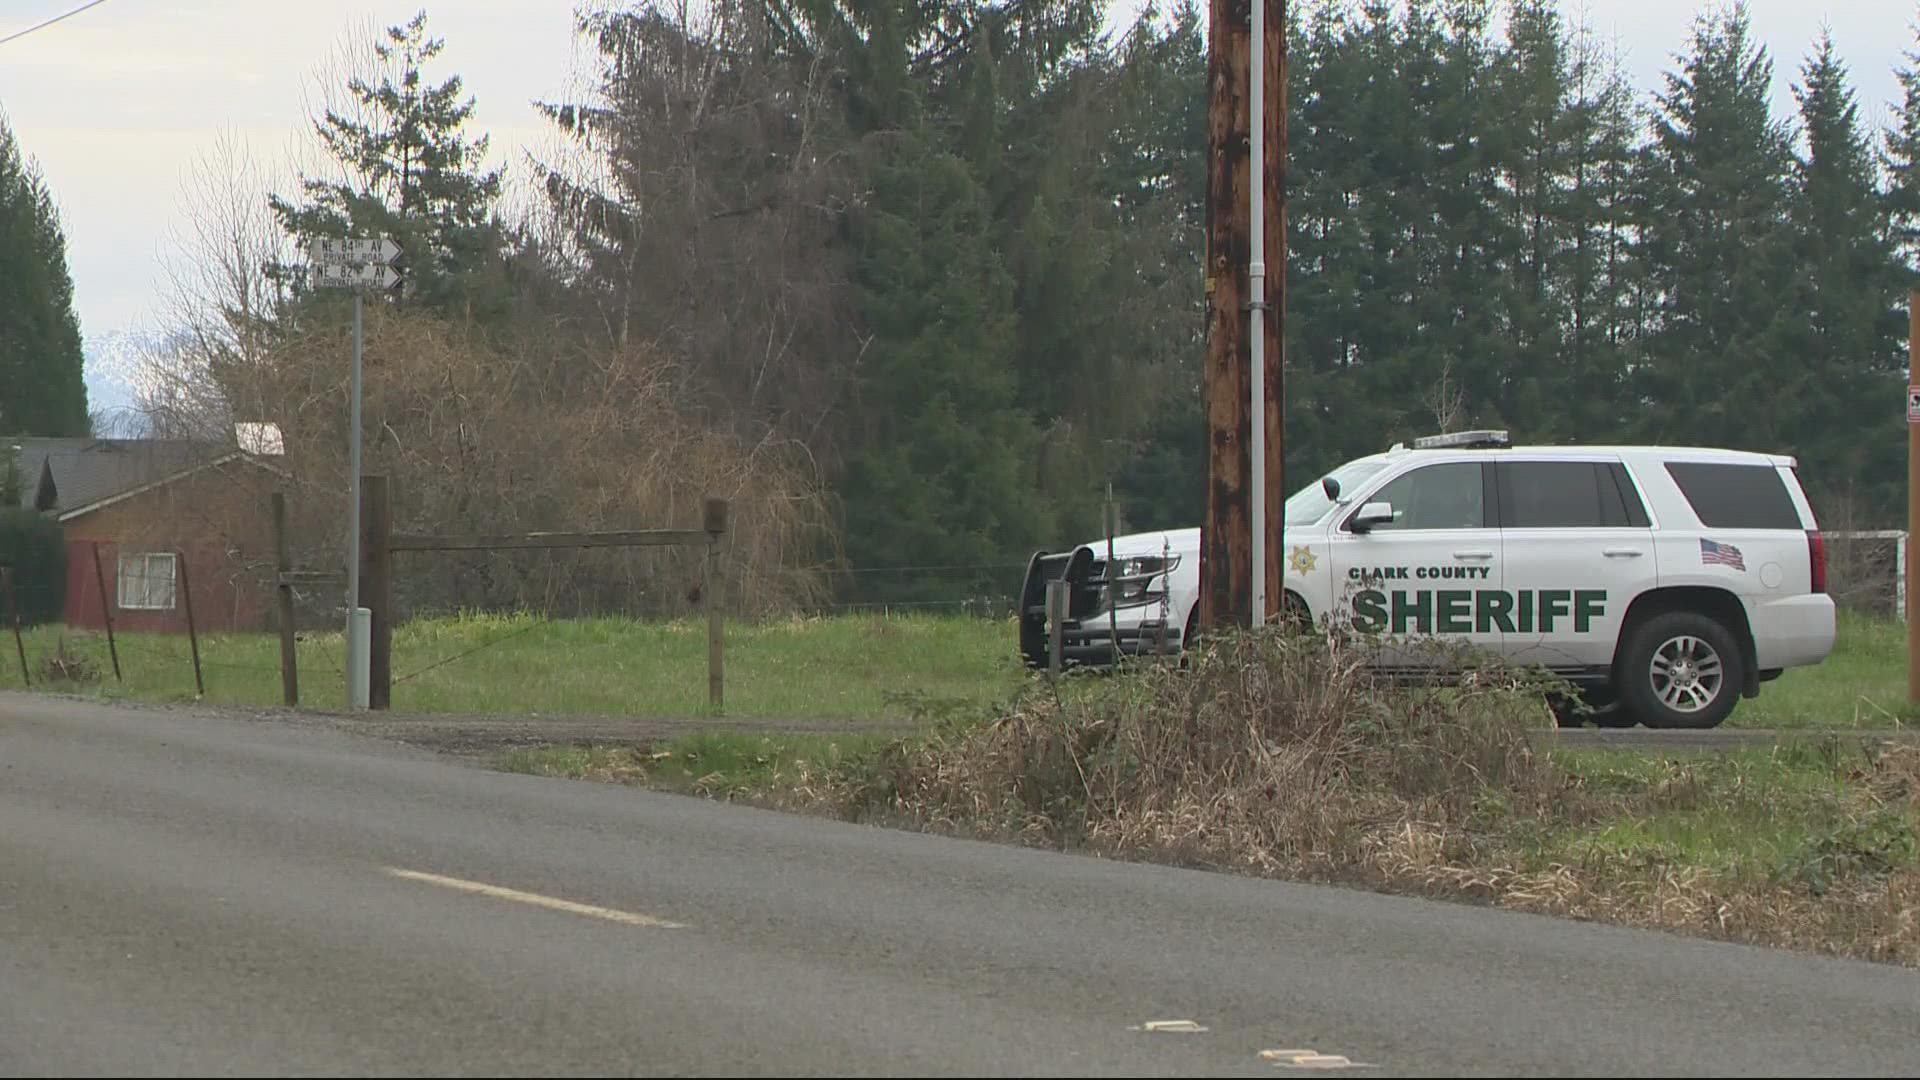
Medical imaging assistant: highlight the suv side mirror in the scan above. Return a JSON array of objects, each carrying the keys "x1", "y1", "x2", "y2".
[
  {"x1": 1351, "y1": 501, "x2": 1396, "y2": 533},
  {"x1": 1321, "y1": 475, "x2": 1341, "y2": 500}
]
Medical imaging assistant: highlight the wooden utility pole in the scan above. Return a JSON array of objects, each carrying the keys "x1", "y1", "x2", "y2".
[
  {"x1": 1201, "y1": 0, "x2": 1286, "y2": 630},
  {"x1": 1260, "y1": 0, "x2": 1288, "y2": 625}
]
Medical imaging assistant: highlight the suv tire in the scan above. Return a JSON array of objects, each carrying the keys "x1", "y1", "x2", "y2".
[{"x1": 1617, "y1": 611, "x2": 1744, "y2": 730}]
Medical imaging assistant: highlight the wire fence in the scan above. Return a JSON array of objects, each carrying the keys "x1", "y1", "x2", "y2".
[
  {"x1": 813, "y1": 561, "x2": 1030, "y2": 618},
  {"x1": 1825, "y1": 530, "x2": 1906, "y2": 619},
  {"x1": 6, "y1": 530, "x2": 1911, "y2": 711},
  {"x1": 0, "y1": 562, "x2": 342, "y2": 697},
  {"x1": 0, "y1": 545, "x2": 1034, "y2": 705}
]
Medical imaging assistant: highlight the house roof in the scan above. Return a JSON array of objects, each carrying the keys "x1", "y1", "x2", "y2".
[
  {"x1": 4, "y1": 437, "x2": 281, "y2": 520},
  {"x1": 5, "y1": 437, "x2": 93, "y2": 509}
]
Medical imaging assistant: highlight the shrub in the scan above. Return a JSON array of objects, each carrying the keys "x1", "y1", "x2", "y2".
[
  {"x1": 0, "y1": 507, "x2": 66, "y2": 625},
  {"x1": 851, "y1": 628, "x2": 1561, "y2": 875}
]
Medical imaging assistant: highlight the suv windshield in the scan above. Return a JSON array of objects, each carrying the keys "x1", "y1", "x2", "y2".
[{"x1": 1286, "y1": 458, "x2": 1390, "y2": 526}]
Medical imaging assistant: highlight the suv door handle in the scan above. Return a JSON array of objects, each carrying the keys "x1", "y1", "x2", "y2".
[
  {"x1": 1603, "y1": 547, "x2": 1644, "y2": 558},
  {"x1": 1453, "y1": 550, "x2": 1494, "y2": 560}
]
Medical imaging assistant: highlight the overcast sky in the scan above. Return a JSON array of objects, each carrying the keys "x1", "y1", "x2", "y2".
[{"x1": 1, "y1": 0, "x2": 1916, "y2": 344}]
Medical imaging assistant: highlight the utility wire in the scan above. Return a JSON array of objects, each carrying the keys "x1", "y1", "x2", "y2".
[{"x1": 0, "y1": 0, "x2": 111, "y2": 47}]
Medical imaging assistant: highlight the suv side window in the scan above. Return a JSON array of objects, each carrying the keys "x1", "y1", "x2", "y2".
[
  {"x1": 1499, "y1": 460, "x2": 1650, "y2": 528},
  {"x1": 1357, "y1": 462, "x2": 1487, "y2": 531},
  {"x1": 1664, "y1": 462, "x2": 1801, "y2": 529}
]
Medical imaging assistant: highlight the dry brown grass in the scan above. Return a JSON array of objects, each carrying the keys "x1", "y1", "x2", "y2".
[
  {"x1": 796, "y1": 631, "x2": 1920, "y2": 966},
  {"x1": 850, "y1": 631, "x2": 1555, "y2": 870}
]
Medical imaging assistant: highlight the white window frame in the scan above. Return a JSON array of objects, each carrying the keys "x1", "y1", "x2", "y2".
[{"x1": 116, "y1": 551, "x2": 178, "y2": 611}]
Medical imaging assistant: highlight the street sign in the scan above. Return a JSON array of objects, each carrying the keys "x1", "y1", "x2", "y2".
[
  {"x1": 313, "y1": 261, "x2": 400, "y2": 289},
  {"x1": 1908, "y1": 387, "x2": 1920, "y2": 425},
  {"x1": 309, "y1": 236, "x2": 400, "y2": 265},
  {"x1": 304, "y1": 232, "x2": 402, "y2": 712}
]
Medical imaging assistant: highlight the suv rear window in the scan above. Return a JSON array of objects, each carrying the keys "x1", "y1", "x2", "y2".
[{"x1": 1663, "y1": 462, "x2": 1802, "y2": 529}]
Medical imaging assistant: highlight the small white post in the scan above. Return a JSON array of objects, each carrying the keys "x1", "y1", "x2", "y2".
[{"x1": 346, "y1": 605, "x2": 371, "y2": 709}]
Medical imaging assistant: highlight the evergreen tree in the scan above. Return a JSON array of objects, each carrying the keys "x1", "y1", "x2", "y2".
[
  {"x1": 1558, "y1": 25, "x2": 1645, "y2": 440},
  {"x1": 270, "y1": 10, "x2": 506, "y2": 318},
  {"x1": 1635, "y1": 4, "x2": 1796, "y2": 449},
  {"x1": 1489, "y1": 0, "x2": 1573, "y2": 429},
  {"x1": 1106, "y1": 1, "x2": 1210, "y2": 531},
  {"x1": 839, "y1": 124, "x2": 1046, "y2": 590},
  {"x1": 1885, "y1": 14, "x2": 1920, "y2": 259},
  {"x1": 1782, "y1": 31, "x2": 1905, "y2": 519},
  {"x1": 0, "y1": 117, "x2": 89, "y2": 437}
]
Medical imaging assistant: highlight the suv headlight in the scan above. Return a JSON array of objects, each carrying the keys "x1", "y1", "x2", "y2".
[{"x1": 1107, "y1": 555, "x2": 1180, "y2": 607}]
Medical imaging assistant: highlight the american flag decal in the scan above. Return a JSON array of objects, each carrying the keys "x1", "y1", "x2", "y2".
[{"x1": 1700, "y1": 538, "x2": 1746, "y2": 571}]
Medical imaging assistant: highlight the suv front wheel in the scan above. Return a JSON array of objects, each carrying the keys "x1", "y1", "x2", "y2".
[{"x1": 1617, "y1": 611, "x2": 1744, "y2": 730}]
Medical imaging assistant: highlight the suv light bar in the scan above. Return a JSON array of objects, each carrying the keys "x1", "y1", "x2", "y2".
[{"x1": 1411, "y1": 429, "x2": 1511, "y2": 450}]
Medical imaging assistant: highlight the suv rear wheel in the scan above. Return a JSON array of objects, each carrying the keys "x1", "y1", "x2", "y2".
[{"x1": 1617, "y1": 611, "x2": 1744, "y2": 729}]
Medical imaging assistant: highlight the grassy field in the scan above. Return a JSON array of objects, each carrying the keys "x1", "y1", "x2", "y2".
[
  {"x1": 0, "y1": 611, "x2": 1023, "y2": 719},
  {"x1": 0, "y1": 606, "x2": 1906, "y2": 726},
  {"x1": 1731, "y1": 610, "x2": 1912, "y2": 728}
]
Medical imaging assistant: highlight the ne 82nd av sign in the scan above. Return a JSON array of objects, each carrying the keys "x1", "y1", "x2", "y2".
[{"x1": 307, "y1": 234, "x2": 402, "y2": 711}]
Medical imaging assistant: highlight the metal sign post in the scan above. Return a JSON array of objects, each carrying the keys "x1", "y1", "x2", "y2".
[
  {"x1": 1249, "y1": 0, "x2": 1267, "y2": 629},
  {"x1": 307, "y1": 235, "x2": 401, "y2": 709}
]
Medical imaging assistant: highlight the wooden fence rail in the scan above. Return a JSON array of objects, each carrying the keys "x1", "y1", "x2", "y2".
[{"x1": 274, "y1": 477, "x2": 732, "y2": 712}]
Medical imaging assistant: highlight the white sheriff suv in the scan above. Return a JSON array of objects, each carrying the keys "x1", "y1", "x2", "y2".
[{"x1": 1017, "y1": 431, "x2": 1837, "y2": 729}]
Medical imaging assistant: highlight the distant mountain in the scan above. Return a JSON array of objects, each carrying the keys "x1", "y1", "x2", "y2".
[{"x1": 83, "y1": 329, "x2": 166, "y2": 436}]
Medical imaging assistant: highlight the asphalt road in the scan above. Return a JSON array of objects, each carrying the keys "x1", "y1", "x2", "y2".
[
  {"x1": 1545, "y1": 726, "x2": 1920, "y2": 750},
  {"x1": 2, "y1": 695, "x2": 1915, "y2": 1078}
]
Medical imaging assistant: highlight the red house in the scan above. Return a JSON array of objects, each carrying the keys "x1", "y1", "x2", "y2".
[{"x1": 10, "y1": 435, "x2": 287, "y2": 634}]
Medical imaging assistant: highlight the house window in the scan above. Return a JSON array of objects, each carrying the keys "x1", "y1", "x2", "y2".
[{"x1": 117, "y1": 552, "x2": 177, "y2": 611}]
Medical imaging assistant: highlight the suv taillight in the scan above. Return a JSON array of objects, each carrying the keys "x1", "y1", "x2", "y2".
[{"x1": 1808, "y1": 530, "x2": 1826, "y2": 594}]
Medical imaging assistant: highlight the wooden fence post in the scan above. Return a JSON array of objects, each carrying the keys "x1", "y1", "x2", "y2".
[
  {"x1": 704, "y1": 497, "x2": 727, "y2": 713},
  {"x1": 176, "y1": 549, "x2": 204, "y2": 697},
  {"x1": 1046, "y1": 578, "x2": 1066, "y2": 679},
  {"x1": 4, "y1": 568, "x2": 28, "y2": 686},
  {"x1": 362, "y1": 474, "x2": 393, "y2": 710},
  {"x1": 89, "y1": 541, "x2": 122, "y2": 682},
  {"x1": 272, "y1": 492, "x2": 298, "y2": 706}
]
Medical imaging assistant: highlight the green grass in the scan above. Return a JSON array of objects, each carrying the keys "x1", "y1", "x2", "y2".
[
  {"x1": 1729, "y1": 609, "x2": 1911, "y2": 729},
  {"x1": 1538, "y1": 744, "x2": 1869, "y2": 879},
  {"x1": 0, "y1": 611, "x2": 1026, "y2": 719},
  {"x1": 500, "y1": 732, "x2": 888, "y2": 796},
  {"x1": 0, "y1": 605, "x2": 1908, "y2": 728}
]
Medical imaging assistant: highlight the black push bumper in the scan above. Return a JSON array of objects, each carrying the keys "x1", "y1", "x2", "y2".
[{"x1": 1016, "y1": 548, "x2": 1181, "y2": 668}]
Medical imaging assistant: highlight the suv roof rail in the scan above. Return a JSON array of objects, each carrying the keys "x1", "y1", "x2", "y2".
[{"x1": 1407, "y1": 429, "x2": 1511, "y2": 450}]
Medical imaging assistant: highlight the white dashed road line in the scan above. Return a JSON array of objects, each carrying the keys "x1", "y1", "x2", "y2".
[{"x1": 383, "y1": 867, "x2": 688, "y2": 929}]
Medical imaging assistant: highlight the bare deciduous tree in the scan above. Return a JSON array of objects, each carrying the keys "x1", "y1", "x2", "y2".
[
  {"x1": 530, "y1": 0, "x2": 862, "y2": 456},
  {"x1": 138, "y1": 129, "x2": 294, "y2": 440},
  {"x1": 1423, "y1": 357, "x2": 1468, "y2": 434}
]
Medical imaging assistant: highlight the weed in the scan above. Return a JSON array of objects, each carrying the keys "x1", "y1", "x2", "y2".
[{"x1": 37, "y1": 636, "x2": 100, "y2": 686}]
